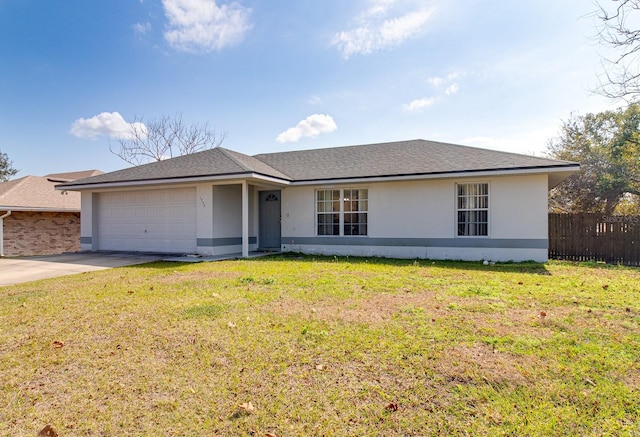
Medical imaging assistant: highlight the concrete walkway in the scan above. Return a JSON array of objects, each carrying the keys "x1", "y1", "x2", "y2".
[
  {"x1": 0, "y1": 252, "x2": 164, "y2": 286},
  {"x1": 0, "y1": 251, "x2": 276, "y2": 286}
]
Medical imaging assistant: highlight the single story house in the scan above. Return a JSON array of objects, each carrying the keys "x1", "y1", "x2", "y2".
[
  {"x1": 0, "y1": 170, "x2": 102, "y2": 256},
  {"x1": 58, "y1": 139, "x2": 579, "y2": 262}
]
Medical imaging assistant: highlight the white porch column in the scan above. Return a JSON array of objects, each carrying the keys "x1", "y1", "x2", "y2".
[{"x1": 242, "y1": 180, "x2": 249, "y2": 258}]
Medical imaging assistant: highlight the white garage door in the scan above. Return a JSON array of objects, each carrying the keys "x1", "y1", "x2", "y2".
[{"x1": 97, "y1": 188, "x2": 197, "y2": 253}]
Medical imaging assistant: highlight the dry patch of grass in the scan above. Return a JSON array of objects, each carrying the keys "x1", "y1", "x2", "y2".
[{"x1": 1, "y1": 255, "x2": 639, "y2": 436}]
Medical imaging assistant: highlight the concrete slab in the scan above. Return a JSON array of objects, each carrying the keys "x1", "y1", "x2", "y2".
[{"x1": 0, "y1": 252, "x2": 164, "y2": 286}]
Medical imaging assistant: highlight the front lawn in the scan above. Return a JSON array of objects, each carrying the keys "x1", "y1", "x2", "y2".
[{"x1": 1, "y1": 255, "x2": 639, "y2": 436}]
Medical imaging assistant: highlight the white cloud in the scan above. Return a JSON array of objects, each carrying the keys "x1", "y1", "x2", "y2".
[
  {"x1": 460, "y1": 124, "x2": 560, "y2": 156},
  {"x1": 405, "y1": 97, "x2": 437, "y2": 112},
  {"x1": 332, "y1": 5, "x2": 434, "y2": 58},
  {"x1": 69, "y1": 112, "x2": 146, "y2": 140},
  {"x1": 133, "y1": 22, "x2": 152, "y2": 35},
  {"x1": 365, "y1": 0, "x2": 397, "y2": 17},
  {"x1": 408, "y1": 74, "x2": 459, "y2": 109},
  {"x1": 445, "y1": 83, "x2": 459, "y2": 95},
  {"x1": 162, "y1": 0, "x2": 252, "y2": 53},
  {"x1": 427, "y1": 76, "x2": 443, "y2": 87},
  {"x1": 276, "y1": 114, "x2": 337, "y2": 143},
  {"x1": 379, "y1": 9, "x2": 432, "y2": 45},
  {"x1": 308, "y1": 95, "x2": 323, "y2": 105}
]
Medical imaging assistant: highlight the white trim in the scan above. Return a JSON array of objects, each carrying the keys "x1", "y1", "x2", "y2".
[
  {"x1": 242, "y1": 181, "x2": 249, "y2": 258},
  {"x1": 291, "y1": 165, "x2": 579, "y2": 186},
  {"x1": 455, "y1": 181, "x2": 490, "y2": 237},
  {"x1": 0, "y1": 210, "x2": 11, "y2": 257},
  {"x1": 315, "y1": 188, "x2": 369, "y2": 237},
  {"x1": 57, "y1": 165, "x2": 578, "y2": 192},
  {"x1": 58, "y1": 173, "x2": 291, "y2": 191}
]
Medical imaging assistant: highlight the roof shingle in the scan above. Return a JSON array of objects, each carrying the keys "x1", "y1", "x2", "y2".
[
  {"x1": 60, "y1": 139, "x2": 578, "y2": 188},
  {"x1": 64, "y1": 147, "x2": 290, "y2": 186},
  {"x1": 254, "y1": 139, "x2": 576, "y2": 181},
  {"x1": 0, "y1": 170, "x2": 102, "y2": 211}
]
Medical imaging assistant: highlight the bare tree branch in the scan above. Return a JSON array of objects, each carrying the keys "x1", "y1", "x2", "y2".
[
  {"x1": 109, "y1": 113, "x2": 225, "y2": 166},
  {"x1": 595, "y1": 0, "x2": 640, "y2": 101}
]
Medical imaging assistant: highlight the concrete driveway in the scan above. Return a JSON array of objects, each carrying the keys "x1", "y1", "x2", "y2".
[{"x1": 0, "y1": 252, "x2": 165, "y2": 286}]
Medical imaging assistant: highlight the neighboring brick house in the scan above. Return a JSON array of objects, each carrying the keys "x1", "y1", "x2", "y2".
[{"x1": 0, "y1": 170, "x2": 102, "y2": 257}]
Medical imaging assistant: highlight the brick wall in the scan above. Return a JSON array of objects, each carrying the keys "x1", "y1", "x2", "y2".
[{"x1": 2, "y1": 211, "x2": 81, "y2": 257}]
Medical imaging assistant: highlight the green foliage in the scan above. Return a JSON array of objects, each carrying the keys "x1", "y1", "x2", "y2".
[
  {"x1": 182, "y1": 303, "x2": 228, "y2": 319},
  {"x1": 547, "y1": 104, "x2": 640, "y2": 214},
  {"x1": 0, "y1": 150, "x2": 18, "y2": 182}
]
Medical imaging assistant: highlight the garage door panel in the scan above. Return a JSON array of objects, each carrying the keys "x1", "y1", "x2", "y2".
[{"x1": 98, "y1": 188, "x2": 197, "y2": 253}]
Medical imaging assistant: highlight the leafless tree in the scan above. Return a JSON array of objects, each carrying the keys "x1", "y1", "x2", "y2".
[
  {"x1": 110, "y1": 113, "x2": 225, "y2": 166},
  {"x1": 595, "y1": 0, "x2": 640, "y2": 102}
]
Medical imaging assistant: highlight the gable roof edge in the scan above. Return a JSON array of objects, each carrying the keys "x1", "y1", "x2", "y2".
[
  {"x1": 58, "y1": 171, "x2": 291, "y2": 191},
  {"x1": 287, "y1": 163, "x2": 580, "y2": 186},
  {"x1": 217, "y1": 147, "x2": 252, "y2": 172}
]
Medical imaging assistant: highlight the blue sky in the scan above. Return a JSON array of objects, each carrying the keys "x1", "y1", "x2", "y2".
[{"x1": 0, "y1": 0, "x2": 620, "y2": 177}]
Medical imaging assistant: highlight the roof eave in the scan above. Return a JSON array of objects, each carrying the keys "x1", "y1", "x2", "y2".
[
  {"x1": 57, "y1": 172, "x2": 292, "y2": 191},
  {"x1": 288, "y1": 164, "x2": 580, "y2": 186},
  {"x1": 55, "y1": 162, "x2": 579, "y2": 190}
]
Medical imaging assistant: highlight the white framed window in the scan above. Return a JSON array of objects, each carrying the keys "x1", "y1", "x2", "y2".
[
  {"x1": 456, "y1": 183, "x2": 488, "y2": 236},
  {"x1": 316, "y1": 188, "x2": 368, "y2": 236},
  {"x1": 317, "y1": 189, "x2": 340, "y2": 236}
]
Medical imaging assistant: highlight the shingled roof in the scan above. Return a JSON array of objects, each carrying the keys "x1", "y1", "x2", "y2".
[
  {"x1": 255, "y1": 139, "x2": 576, "y2": 181},
  {"x1": 60, "y1": 147, "x2": 290, "y2": 187},
  {"x1": 0, "y1": 170, "x2": 102, "y2": 211},
  {"x1": 60, "y1": 139, "x2": 578, "y2": 189},
  {"x1": 45, "y1": 170, "x2": 103, "y2": 182}
]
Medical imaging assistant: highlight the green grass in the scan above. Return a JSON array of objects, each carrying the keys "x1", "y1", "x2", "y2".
[{"x1": 1, "y1": 254, "x2": 639, "y2": 436}]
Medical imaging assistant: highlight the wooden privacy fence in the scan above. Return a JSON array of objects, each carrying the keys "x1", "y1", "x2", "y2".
[{"x1": 549, "y1": 213, "x2": 640, "y2": 266}]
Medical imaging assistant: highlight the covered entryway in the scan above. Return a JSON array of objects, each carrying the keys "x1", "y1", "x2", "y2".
[
  {"x1": 97, "y1": 187, "x2": 197, "y2": 253},
  {"x1": 259, "y1": 190, "x2": 281, "y2": 250}
]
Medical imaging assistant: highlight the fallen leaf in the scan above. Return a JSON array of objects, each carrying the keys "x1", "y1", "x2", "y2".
[
  {"x1": 265, "y1": 433, "x2": 278, "y2": 437},
  {"x1": 38, "y1": 425, "x2": 58, "y2": 437},
  {"x1": 385, "y1": 402, "x2": 399, "y2": 412},
  {"x1": 53, "y1": 341, "x2": 64, "y2": 348},
  {"x1": 602, "y1": 284, "x2": 609, "y2": 290},
  {"x1": 315, "y1": 364, "x2": 325, "y2": 370},
  {"x1": 239, "y1": 401, "x2": 255, "y2": 413},
  {"x1": 539, "y1": 311, "x2": 547, "y2": 319},
  {"x1": 227, "y1": 321, "x2": 236, "y2": 328}
]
